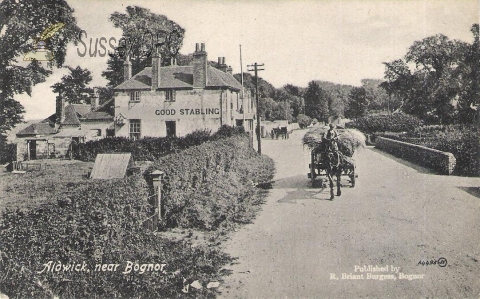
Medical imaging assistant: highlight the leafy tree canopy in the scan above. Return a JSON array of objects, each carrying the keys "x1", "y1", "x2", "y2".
[
  {"x1": 102, "y1": 6, "x2": 185, "y2": 87},
  {"x1": 0, "y1": 0, "x2": 81, "y2": 138},
  {"x1": 51, "y1": 66, "x2": 93, "y2": 104},
  {"x1": 382, "y1": 25, "x2": 479, "y2": 124}
]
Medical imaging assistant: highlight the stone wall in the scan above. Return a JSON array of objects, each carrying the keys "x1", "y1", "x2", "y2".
[{"x1": 375, "y1": 137, "x2": 456, "y2": 175}]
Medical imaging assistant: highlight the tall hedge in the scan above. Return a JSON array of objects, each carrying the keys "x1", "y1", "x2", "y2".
[
  {"x1": 73, "y1": 125, "x2": 247, "y2": 162},
  {"x1": 346, "y1": 113, "x2": 424, "y2": 134},
  {"x1": 0, "y1": 175, "x2": 231, "y2": 298},
  {"x1": 148, "y1": 135, "x2": 275, "y2": 230}
]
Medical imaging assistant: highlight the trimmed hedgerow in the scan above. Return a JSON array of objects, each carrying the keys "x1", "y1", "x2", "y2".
[
  {"x1": 73, "y1": 125, "x2": 246, "y2": 162},
  {"x1": 148, "y1": 134, "x2": 275, "y2": 230},
  {"x1": 376, "y1": 126, "x2": 479, "y2": 176},
  {"x1": 346, "y1": 113, "x2": 424, "y2": 134},
  {"x1": 0, "y1": 175, "x2": 232, "y2": 299}
]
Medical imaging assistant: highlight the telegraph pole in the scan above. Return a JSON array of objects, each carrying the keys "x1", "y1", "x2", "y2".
[{"x1": 247, "y1": 62, "x2": 264, "y2": 154}]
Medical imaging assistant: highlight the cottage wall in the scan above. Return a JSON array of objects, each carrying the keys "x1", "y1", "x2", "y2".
[{"x1": 115, "y1": 89, "x2": 241, "y2": 138}]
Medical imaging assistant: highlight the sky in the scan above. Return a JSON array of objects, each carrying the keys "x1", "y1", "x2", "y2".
[{"x1": 14, "y1": 0, "x2": 479, "y2": 120}]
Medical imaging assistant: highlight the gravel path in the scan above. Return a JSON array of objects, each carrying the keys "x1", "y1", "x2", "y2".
[{"x1": 219, "y1": 129, "x2": 480, "y2": 299}]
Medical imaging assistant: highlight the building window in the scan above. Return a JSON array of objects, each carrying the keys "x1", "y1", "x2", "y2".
[
  {"x1": 129, "y1": 119, "x2": 141, "y2": 140},
  {"x1": 130, "y1": 91, "x2": 141, "y2": 102},
  {"x1": 165, "y1": 90, "x2": 176, "y2": 102}
]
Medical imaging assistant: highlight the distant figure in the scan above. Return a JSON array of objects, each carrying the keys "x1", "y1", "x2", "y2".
[{"x1": 325, "y1": 123, "x2": 339, "y2": 152}]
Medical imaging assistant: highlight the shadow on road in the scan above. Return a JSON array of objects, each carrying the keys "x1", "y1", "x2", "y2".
[
  {"x1": 457, "y1": 186, "x2": 480, "y2": 199},
  {"x1": 369, "y1": 147, "x2": 436, "y2": 175},
  {"x1": 272, "y1": 174, "x2": 353, "y2": 203}
]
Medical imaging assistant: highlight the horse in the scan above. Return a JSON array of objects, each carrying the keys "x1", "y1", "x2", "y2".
[
  {"x1": 323, "y1": 150, "x2": 342, "y2": 200},
  {"x1": 271, "y1": 127, "x2": 288, "y2": 139}
]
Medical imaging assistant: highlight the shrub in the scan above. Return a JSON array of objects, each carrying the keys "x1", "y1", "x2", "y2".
[
  {"x1": 0, "y1": 140, "x2": 16, "y2": 164},
  {"x1": 74, "y1": 126, "x2": 246, "y2": 162},
  {"x1": 0, "y1": 175, "x2": 232, "y2": 298},
  {"x1": 296, "y1": 114, "x2": 312, "y2": 128},
  {"x1": 211, "y1": 125, "x2": 246, "y2": 140},
  {"x1": 147, "y1": 135, "x2": 275, "y2": 230},
  {"x1": 419, "y1": 129, "x2": 479, "y2": 176},
  {"x1": 346, "y1": 113, "x2": 424, "y2": 134},
  {"x1": 377, "y1": 126, "x2": 479, "y2": 176}
]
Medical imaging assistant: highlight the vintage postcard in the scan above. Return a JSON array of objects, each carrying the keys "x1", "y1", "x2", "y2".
[{"x1": 1, "y1": 0, "x2": 479, "y2": 298}]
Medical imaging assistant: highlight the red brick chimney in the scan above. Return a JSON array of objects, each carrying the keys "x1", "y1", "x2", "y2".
[
  {"x1": 152, "y1": 46, "x2": 161, "y2": 90},
  {"x1": 193, "y1": 43, "x2": 207, "y2": 88},
  {"x1": 123, "y1": 56, "x2": 132, "y2": 82}
]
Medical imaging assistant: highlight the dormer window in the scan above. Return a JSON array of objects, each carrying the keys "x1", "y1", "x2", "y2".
[
  {"x1": 165, "y1": 90, "x2": 176, "y2": 102},
  {"x1": 130, "y1": 91, "x2": 141, "y2": 102}
]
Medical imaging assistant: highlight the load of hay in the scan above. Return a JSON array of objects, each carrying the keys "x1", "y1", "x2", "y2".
[{"x1": 302, "y1": 127, "x2": 366, "y2": 157}]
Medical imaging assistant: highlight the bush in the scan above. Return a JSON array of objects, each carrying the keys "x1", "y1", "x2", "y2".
[
  {"x1": 296, "y1": 114, "x2": 312, "y2": 128},
  {"x1": 419, "y1": 129, "x2": 479, "y2": 176},
  {"x1": 0, "y1": 175, "x2": 232, "y2": 298},
  {"x1": 377, "y1": 126, "x2": 479, "y2": 176},
  {"x1": 0, "y1": 139, "x2": 16, "y2": 164},
  {"x1": 346, "y1": 113, "x2": 424, "y2": 134},
  {"x1": 211, "y1": 125, "x2": 246, "y2": 140},
  {"x1": 147, "y1": 135, "x2": 275, "y2": 230},
  {"x1": 74, "y1": 126, "x2": 246, "y2": 162}
]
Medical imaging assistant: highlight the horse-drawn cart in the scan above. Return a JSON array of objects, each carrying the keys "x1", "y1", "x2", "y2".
[
  {"x1": 303, "y1": 127, "x2": 365, "y2": 199},
  {"x1": 307, "y1": 147, "x2": 356, "y2": 188}
]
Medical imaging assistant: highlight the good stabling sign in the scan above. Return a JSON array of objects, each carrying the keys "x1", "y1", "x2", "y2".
[{"x1": 155, "y1": 108, "x2": 220, "y2": 116}]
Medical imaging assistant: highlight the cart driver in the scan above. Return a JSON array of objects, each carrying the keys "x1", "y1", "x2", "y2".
[{"x1": 325, "y1": 123, "x2": 339, "y2": 152}]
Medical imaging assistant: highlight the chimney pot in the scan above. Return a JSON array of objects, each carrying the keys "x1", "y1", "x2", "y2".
[
  {"x1": 195, "y1": 43, "x2": 200, "y2": 52},
  {"x1": 193, "y1": 43, "x2": 207, "y2": 88},
  {"x1": 152, "y1": 46, "x2": 162, "y2": 90},
  {"x1": 91, "y1": 88, "x2": 99, "y2": 110},
  {"x1": 218, "y1": 57, "x2": 222, "y2": 66},
  {"x1": 123, "y1": 56, "x2": 132, "y2": 82}
]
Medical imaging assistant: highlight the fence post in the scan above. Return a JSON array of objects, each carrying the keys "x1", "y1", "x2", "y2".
[{"x1": 150, "y1": 170, "x2": 165, "y2": 224}]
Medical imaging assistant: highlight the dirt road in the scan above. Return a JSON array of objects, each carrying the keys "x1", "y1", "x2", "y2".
[{"x1": 219, "y1": 129, "x2": 480, "y2": 299}]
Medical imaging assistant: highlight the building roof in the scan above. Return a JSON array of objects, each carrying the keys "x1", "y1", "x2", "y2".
[
  {"x1": 71, "y1": 104, "x2": 91, "y2": 117},
  {"x1": 114, "y1": 65, "x2": 243, "y2": 91},
  {"x1": 16, "y1": 122, "x2": 56, "y2": 136},
  {"x1": 82, "y1": 111, "x2": 114, "y2": 120}
]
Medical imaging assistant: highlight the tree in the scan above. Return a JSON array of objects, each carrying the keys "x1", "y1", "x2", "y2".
[
  {"x1": 345, "y1": 87, "x2": 369, "y2": 119},
  {"x1": 382, "y1": 31, "x2": 474, "y2": 124},
  {"x1": 454, "y1": 24, "x2": 480, "y2": 123},
  {"x1": 272, "y1": 101, "x2": 293, "y2": 122},
  {"x1": 235, "y1": 72, "x2": 276, "y2": 99},
  {"x1": 51, "y1": 66, "x2": 93, "y2": 104},
  {"x1": 0, "y1": 0, "x2": 81, "y2": 139},
  {"x1": 102, "y1": 6, "x2": 185, "y2": 87},
  {"x1": 258, "y1": 97, "x2": 277, "y2": 121},
  {"x1": 283, "y1": 84, "x2": 303, "y2": 97},
  {"x1": 303, "y1": 81, "x2": 330, "y2": 123}
]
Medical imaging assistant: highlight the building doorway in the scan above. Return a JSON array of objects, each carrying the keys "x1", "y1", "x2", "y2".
[
  {"x1": 236, "y1": 119, "x2": 244, "y2": 127},
  {"x1": 166, "y1": 121, "x2": 176, "y2": 137},
  {"x1": 28, "y1": 140, "x2": 37, "y2": 160}
]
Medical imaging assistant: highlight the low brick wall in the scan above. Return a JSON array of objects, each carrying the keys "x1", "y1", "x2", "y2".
[{"x1": 375, "y1": 137, "x2": 456, "y2": 175}]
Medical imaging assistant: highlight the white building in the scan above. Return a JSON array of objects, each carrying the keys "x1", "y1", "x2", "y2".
[{"x1": 113, "y1": 43, "x2": 255, "y2": 139}]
